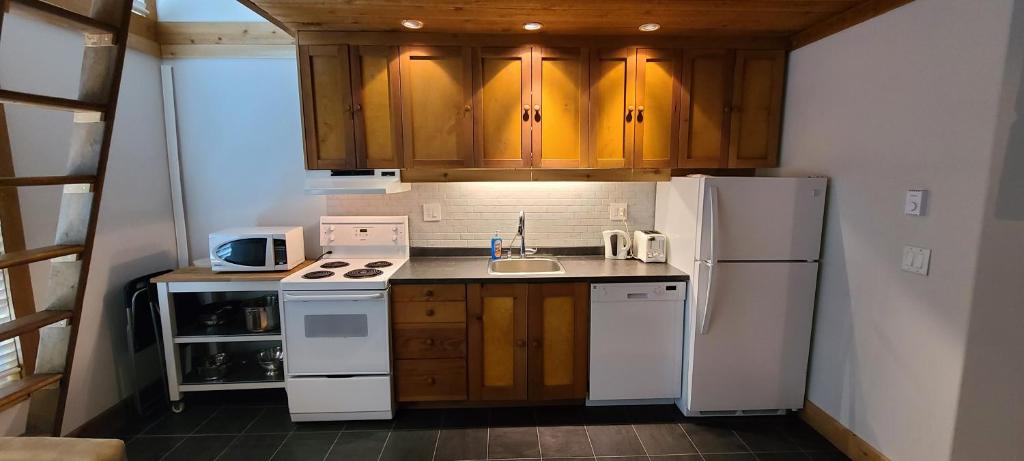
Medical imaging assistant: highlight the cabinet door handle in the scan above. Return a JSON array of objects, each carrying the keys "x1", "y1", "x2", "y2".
[
  {"x1": 426, "y1": 377, "x2": 436, "y2": 385},
  {"x1": 474, "y1": 314, "x2": 483, "y2": 321},
  {"x1": 534, "y1": 104, "x2": 541, "y2": 122},
  {"x1": 531, "y1": 339, "x2": 542, "y2": 348},
  {"x1": 724, "y1": 106, "x2": 732, "y2": 114},
  {"x1": 523, "y1": 105, "x2": 530, "y2": 122},
  {"x1": 516, "y1": 339, "x2": 527, "y2": 348},
  {"x1": 424, "y1": 338, "x2": 435, "y2": 346},
  {"x1": 424, "y1": 290, "x2": 434, "y2": 298},
  {"x1": 353, "y1": 104, "x2": 362, "y2": 112},
  {"x1": 464, "y1": 104, "x2": 473, "y2": 112},
  {"x1": 425, "y1": 308, "x2": 435, "y2": 317},
  {"x1": 626, "y1": 105, "x2": 634, "y2": 123},
  {"x1": 636, "y1": 105, "x2": 644, "y2": 123}
]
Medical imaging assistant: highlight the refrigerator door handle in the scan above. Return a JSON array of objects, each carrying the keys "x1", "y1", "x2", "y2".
[
  {"x1": 698, "y1": 260, "x2": 716, "y2": 335},
  {"x1": 698, "y1": 185, "x2": 719, "y2": 335}
]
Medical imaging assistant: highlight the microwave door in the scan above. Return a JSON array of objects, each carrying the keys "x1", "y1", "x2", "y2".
[{"x1": 214, "y1": 237, "x2": 269, "y2": 268}]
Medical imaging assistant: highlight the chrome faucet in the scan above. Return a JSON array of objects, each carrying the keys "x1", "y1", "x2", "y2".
[{"x1": 507, "y1": 210, "x2": 535, "y2": 259}]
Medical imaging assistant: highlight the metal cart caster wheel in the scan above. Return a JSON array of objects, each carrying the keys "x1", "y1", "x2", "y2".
[{"x1": 170, "y1": 401, "x2": 185, "y2": 413}]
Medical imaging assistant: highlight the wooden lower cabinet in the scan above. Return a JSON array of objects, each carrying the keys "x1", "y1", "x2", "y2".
[
  {"x1": 527, "y1": 283, "x2": 589, "y2": 400},
  {"x1": 467, "y1": 282, "x2": 588, "y2": 402},
  {"x1": 393, "y1": 282, "x2": 590, "y2": 403},
  {"x1": 393, "y1": 284, "x2": 468, "y2": 402}
]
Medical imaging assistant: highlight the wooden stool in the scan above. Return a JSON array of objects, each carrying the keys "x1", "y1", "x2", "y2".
[{"x1": 0, "y1": 437, "x2": 126, "y2": 461}]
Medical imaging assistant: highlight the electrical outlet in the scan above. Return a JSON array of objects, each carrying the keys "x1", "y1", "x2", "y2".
[
  {"x1": 422, "y1": 203, "x2": 442, "y2": 222},
  {"x1": 609, "y1": 203, "x2": 628, "y2": 221}
]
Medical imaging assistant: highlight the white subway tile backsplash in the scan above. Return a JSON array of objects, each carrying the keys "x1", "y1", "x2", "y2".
[{"x1": 326, "y1": 182, "x2": 656, "y2": 248}]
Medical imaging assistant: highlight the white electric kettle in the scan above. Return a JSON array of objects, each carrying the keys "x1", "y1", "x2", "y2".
[{"x1": 602, "y1": 230, "x2": 630, "y2": 259}]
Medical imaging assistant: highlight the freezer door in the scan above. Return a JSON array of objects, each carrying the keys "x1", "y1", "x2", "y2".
[
  {"x1": 697, "y1": 177, "x2": 826, "y2": 262},
  {"x1": 685, "y1": 261, "x2": 818, "y2": 413}
]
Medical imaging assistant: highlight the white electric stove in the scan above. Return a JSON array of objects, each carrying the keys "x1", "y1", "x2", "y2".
[{"x1": 281, "y1": 216, "x2": 408, "y2": 422}]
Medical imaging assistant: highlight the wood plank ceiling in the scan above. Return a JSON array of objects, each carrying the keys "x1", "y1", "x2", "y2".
[{"x1": 239, "y1": 0, "x2": 866, "y2": 37}]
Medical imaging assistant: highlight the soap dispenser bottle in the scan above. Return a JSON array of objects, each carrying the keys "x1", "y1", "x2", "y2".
[{"x1": 490, "y1": 231, "x2": 503, "y2": 260}]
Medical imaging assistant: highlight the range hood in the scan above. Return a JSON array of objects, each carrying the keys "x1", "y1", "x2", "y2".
[{"x1": 304, "y1": 169, "x2": 411, "y2": 195}]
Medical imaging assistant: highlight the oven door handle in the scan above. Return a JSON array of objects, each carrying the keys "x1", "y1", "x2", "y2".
[{"x1": 283, "y1": 293, "x2": 385, "y2": 302}]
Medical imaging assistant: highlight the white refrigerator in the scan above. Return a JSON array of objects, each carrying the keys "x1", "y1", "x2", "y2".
[{"x1": 655, "y1": 175, "x2": 827, "y2": 416}]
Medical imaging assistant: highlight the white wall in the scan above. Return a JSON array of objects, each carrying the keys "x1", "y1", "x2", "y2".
[
  {"x1": 769, "y1": 0, "x2": 1015, "y2": 459},
  {"x1": 0, "y1": 15, "x2": 177, "y2": 434},
  {"x1": 328, "y1": 183, "x2": 655, "y2": 248}
]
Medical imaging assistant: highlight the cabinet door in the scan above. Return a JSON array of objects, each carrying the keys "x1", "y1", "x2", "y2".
[
  {"x1": 532, "y1": 47, "x2": 589, "y2": 168},
  {"x1": 527, "y1": 283, "x2": 588, "y2": 400},
  {"x1": 729, "y1": 50, "x2": 786, "y2": 168},
  {"x1": 589, "y1": 48, "x2": 636, "y2": 169},
  {"x1": 298, "y1": 44, "x2": 356, "y2": 170},
  {"x1": 634, "y1": 48, "x2": 682, "y2": 169},
  {"x1": 400, "y1": 46, "x2": 474, "y2": 168},
  {"x1": 679, "y1": 49, "x2": 733, "y2": 168},
  {"x1": 474, "y1": 47, "x2": 531, "y2": 168},
  {"x1": 350, "y1": 45, "x2": 403, "y2": 168},
  {"x1": 468, "y1": 284, "x2": 528, "y2": 400}
]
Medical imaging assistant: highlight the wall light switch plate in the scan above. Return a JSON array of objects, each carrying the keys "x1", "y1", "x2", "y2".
[
  {"x1": 905, "y1": 190, "x2": 927, "y2": 216},
  {"x1": 901, "y1": 245, "x2": 931, "y2": 275},
  {"x1": 609, "y1": 203, "x2": 628, "y2": 221},
  {"x1": 422, "y1": 203, "x2": 442, "y2": 222}
]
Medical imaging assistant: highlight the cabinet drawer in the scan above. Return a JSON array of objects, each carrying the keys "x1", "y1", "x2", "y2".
[
  {"x1": 394, "y1": 323, "x2": 467, "y2": 359},
  {"x1": 393, "y1": 302, "x2": 466, "y2": 323},
  {"x1": 393, "y1": 284, "x2": 466, "y2": 302},
  {"x1": 396, "y1": 359, "x2": 467, "y2": 402}
]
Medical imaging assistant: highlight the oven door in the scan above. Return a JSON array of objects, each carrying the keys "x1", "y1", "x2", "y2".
[{"x1": 282, "y1": 290, "x2": 390, "y2": 375}]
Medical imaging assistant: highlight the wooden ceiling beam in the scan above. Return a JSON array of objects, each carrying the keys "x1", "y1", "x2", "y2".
[{"x1": 790, "y1": 0, "x2": 915, "y2": 49}]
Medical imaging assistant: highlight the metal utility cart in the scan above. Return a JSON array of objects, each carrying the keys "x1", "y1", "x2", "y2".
[{"x1": 153, "y1": 264, "x2": 308, "y2": 413}]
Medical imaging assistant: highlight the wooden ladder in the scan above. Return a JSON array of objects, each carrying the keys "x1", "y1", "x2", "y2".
[{"x1": 0, "y1": 0, "x2": 134, "y2": 435}]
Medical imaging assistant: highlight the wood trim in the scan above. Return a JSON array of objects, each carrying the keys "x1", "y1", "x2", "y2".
[
  {"x1": 234, "y1": 0, "x2": 293, "y2": 37},
  {"x1": 298, "y1": 31, "x2": 791, "y2": 50},
  {"x1": 0, "y1": 311, "x2": 73, "y2": 343},
  {"x1": 800, "y1": 400, "x2": 891, "y2": 461},
  {"x1": 156, "y1": 22, "x2": 292, "y2": 45},
  {"x1": 0, "y1": 373, "x2": 62, "y2": 412},
  {"x1": 160, "y1": 44, "x2": 294, "y2": 59},
  {"x1": 399, "y1": 168, "x2": 671, "y2": 183},
  {"x1": 0, "y1": 106, "x2": 39, "y2": 375},
  {"x1": 790, "y1": 0, "x2": 916, "y2": 49}
]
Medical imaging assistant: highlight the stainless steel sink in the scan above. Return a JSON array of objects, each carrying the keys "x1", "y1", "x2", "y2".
[{"x1": 488, "y1": 257, "x2": 566, "y2": 275}]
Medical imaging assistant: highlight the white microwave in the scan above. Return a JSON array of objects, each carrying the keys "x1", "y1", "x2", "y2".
[{"x1": 209, "y1": 226, "x2": 304, "y2": 272}]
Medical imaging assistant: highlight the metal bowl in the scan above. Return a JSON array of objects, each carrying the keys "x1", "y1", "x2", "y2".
[
  {"x1": 196, "y1": 352, "x2": 231, "y2": 380},
  {"x1": 256, "y1": 346, "x2": 283, "y2": 375}
]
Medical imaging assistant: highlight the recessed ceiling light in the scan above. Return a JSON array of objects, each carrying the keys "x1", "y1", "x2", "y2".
[
  {"x1": 639, "y1": 23, "x2": 661, "y2": 32},
  {"x1": 523, "y1": 22, "x2": 543, "y2": 31},
  {"x1": 401, "y1": 19, "x2": 424, "y2": 29}
]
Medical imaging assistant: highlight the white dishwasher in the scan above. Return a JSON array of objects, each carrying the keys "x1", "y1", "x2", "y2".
[{"x1": 589, "y1": 282, "x2": 686, "y2": 402}]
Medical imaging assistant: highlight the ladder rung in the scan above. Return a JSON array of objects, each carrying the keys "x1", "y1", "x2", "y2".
[
  {"x1": 0, "y1": 175, "x2": 96, "y2": 187},
  {"x1": 0, "y1": 90, "x2": 106, "y2": 114},
  {"x1": 0, "y1": 310, "x2": 73, "y2": 342},
  {"x1": 8, "y1": 0, "x2": 120, "y2": 37},
  {"x1": 0, "y1": 373, "x2": 63, "y2": 412},
  {"x1": 0, "y1": 245, "x2": 85, "y2": 269}
]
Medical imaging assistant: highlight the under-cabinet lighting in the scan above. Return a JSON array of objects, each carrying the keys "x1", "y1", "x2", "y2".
[
  {"x1": 639, "y1": 23, "x2": 661, "y2": 32},
  {"x1": 523, "y1": 22, "x2": 543, "y2": 31},
  {"x1": 401, "y1": 19, "x2": 424, "y2": 29}
]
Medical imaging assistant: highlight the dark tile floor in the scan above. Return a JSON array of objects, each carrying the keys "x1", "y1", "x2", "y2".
[{"x1": 107, "y1": 393, "x2": 849, "y2": 461}]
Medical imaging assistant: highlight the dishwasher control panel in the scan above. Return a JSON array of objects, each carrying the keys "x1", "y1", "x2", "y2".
[{"x1": 591, "y1": 282, "x2": 686, "y2": 303}]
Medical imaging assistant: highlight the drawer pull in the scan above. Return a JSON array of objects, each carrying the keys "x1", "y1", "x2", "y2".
[
  {"x1": 424, "y1": 338, "x2": 435, "y2": 346},
  {"x1": 426, "y1": 377, "x2": 436, "y2": 385},
  {"x1": 425, "y1": 290, "x2": 434, "y2": 298},
  {"x1": 425, "y1": 308, "x2": 435, "y2": 317}
]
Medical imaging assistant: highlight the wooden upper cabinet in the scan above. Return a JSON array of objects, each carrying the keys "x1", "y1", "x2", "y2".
[
  {"x1": 298, "y1": 45, "x2": 357, "y2": 170},
  {"x1": 473, "y1": 47, "x2": 532, "y2": 168},
  {"x1": 400, "y1": 46, "x2": 474, "y2": 168},
  {"x1": 589, "y1": 48, "x2": 636, "y2": 169},
  {"x1": 729, "y1": 50, "x2": 786, "y2": 168},
  {"x1": 527, "y1": 283, "x2": 588, "y2": 400},
  {"x1": 468, "y1": 283, "x2": 528, "y2": 401},
  {"x1": 634, "y1": 49, "x2": 682, "y2": 169},
  {"x1": 351, "y1": 45, "x2": 403, "y2": 169},
  {"x1": 532, "y1": 47, "x2": 589, "y2": 168},
  {"x1": 679, "y1": 49, "x2": 734, "y2": 168}
]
